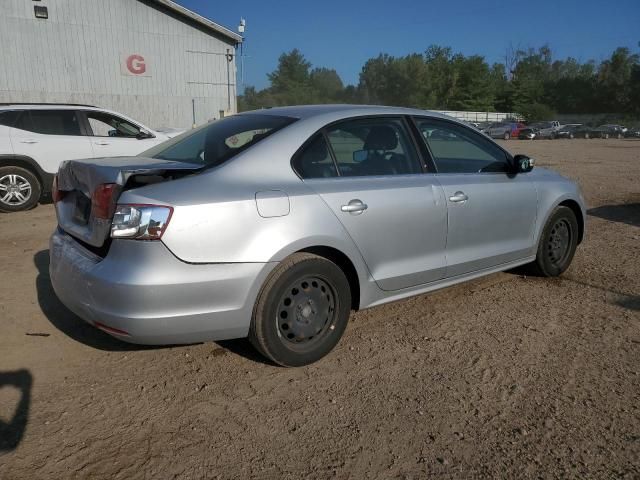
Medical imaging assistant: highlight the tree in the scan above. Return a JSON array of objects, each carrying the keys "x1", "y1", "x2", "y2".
[{"x1": 309, "y1": 68, "x2": 344, "y2": 103}]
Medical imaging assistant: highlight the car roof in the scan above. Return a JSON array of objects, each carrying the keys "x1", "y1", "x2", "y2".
[
  {"x1": 0, "y1": 103, "x2": 97, "y2": 110},
  {"x1": 238, "y1": 104, "x2": 457, "y2": 122}
]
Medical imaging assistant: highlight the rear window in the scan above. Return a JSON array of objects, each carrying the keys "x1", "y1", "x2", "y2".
[
  {"x1": 14, "y1": 110, "x2": 82, "y2": 135},
  {"x1": 145, "y1": 114, "x2": 296, "y2": 167}
]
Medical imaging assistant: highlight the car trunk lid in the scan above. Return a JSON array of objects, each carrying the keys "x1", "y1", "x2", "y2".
[{"x1": 55, "y1": 156, "x2": 203, "y2": 249}]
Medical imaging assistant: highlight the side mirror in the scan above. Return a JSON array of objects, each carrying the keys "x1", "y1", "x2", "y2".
[
  {"x1": 353, "y1": 150, "x2": 368, "y2": 163},
  {"x1": 513, "y1": 154, "x2": 534, "y2": 173}
]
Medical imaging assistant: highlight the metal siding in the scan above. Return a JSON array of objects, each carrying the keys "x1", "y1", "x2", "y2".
[{"x1": 0, "y1": 0, "x2": 238, "y2": 128}]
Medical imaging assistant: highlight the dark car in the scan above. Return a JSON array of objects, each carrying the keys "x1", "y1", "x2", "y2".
[
  {"x1": 518, "y1": 127, "x2": 538, "y2": 140},
  {"x1": 594, "y1": 124, "x2": 626, "y2": 139},
  {"x1": 554, "y1": 124, "x2": 582, "y2": 139},
  {"x1": 624, "y1": 127, "x2": 640, "y2": 138}
]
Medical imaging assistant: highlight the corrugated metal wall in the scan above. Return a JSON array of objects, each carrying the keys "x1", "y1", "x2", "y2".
[{"x1": 0, "y1": 0, "x2": 238, "y2": 128}]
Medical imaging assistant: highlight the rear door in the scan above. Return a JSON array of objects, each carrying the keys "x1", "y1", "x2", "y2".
[
  {"x1": 81, "y1": 110, "x2": 163, "y2": 157},
  {"x1": 413, "y1": 117, "x2": 538, "y2": 277},
  {"x1": 294, "y1": 116, "x2": 448, "y2": 291},
  {"x1": 9, "y1": 109, "x2": 93, "y2": 174}
]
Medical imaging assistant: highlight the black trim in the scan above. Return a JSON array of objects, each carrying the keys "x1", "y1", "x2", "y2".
[
  {"x1": 404, "y1": 115, "x2": 436, "y2": 173},
  {"x1": 75, "y1": 110, "x2": 92, "y2": 136}
]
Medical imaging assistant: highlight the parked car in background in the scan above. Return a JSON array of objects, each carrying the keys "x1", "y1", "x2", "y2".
[
  {"x1": 594, "y1": 124, "x2": 626, "y2": 139},
  {"x1": 49, "y1": 105, "x2": 586, "y2": 367},
  {"x1": 624, "y1": 127, "x2": 640, "y2": 138},
  {"x1": 533, "y1": 121, "x2": 562, "y2": 139},
  {"x1": 483, "y1": 121, "x2": 526, "y2": 140},
  {"x1": 0, "y1": 104, "x2": 184, "y2": 212},
  {"x1": 518, "y1": 126, "x2": 538, "y2": 140},
  {"x1": 554, "y1": 124, "x2": 582, "y2": 139}
]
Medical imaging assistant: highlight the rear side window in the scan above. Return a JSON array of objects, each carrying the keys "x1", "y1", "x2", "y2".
[
  {"x1": 0, "y1": 110, "x2": 20, "y2": 127},
  {"x1": 147, "y1": 114, "x2": 296, "y2": 167},
  {"x1": 15, "y1": 110, "x2": 82, "y2": 136},
  {"x1": 293, "y1": 135, "x2": 338, "y2": 179},
  {"x1": 324, "y1": 118, "x2": 422, "y2": 177}
]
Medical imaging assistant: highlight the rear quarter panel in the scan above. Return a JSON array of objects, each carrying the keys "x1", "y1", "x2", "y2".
[{"x1": 0, "y1": 125, "x2": 14, "y2": 155}]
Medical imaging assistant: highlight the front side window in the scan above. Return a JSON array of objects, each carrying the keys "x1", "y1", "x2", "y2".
[
  {"x1": 415, "y1": 118, "x2": 510, "y2": 174},
  {"x1": 86, "y1": 111, "x2": 141, "y2": 138},
  {"x1": 15, "y1": 110, "x2": 82, "y2": 136},
  {"x1": 145, "y1": 114, "x2": 296, "y2": 167},
  {"x1": 324, "y1": 118, "x2": 422, "y2": 177}
]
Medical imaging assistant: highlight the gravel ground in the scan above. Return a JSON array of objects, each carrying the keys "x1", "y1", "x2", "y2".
[{"x1": 0, "y1": 139, "x2": 638, "y2": 479}]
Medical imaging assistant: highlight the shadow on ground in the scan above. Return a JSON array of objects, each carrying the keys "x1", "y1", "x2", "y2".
[
  {"x1": 34, "y1": 250, "x2": 165, "y2": 352},
  {"x1": 588, "y1": 203, "x2": 640, "y2": 227},
  {"x1": 0, "y1": 369, "x2": 32, "y2": 452}
]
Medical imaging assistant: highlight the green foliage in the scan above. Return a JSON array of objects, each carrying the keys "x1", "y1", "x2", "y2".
[{"x1": 238, "y1": 44, "x2": 640, "y2": 119}]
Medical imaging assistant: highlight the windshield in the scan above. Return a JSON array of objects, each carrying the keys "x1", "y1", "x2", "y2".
[{"x1": 143, "y1": 114, "x2": 296, "y2": 166}]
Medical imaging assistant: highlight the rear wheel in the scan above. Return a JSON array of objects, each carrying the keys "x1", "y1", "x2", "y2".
[
  {"x1": 527, "y1": 206, "x2": 578, "y2": 277},
  {"x1": 617, "y1": 133, "x2": 623, "y2": 139},
  {"x1": 503, "y1": 131, "x2": 511, "y2": 140},
  {"x1": 584, "y1": 132, "x2": 590, "y2": 139},
  {"x1": 0, "y1": 166, "x2": 41, "y2": 213},
  {"x1": 569, "y1": 133, "x2": 574, "y2": 139},
  {"x1": 249, "y1": 253, "x2": 352, "y2": 367}
]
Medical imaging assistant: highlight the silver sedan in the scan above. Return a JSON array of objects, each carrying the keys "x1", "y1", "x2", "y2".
[{"x1": 49, "y1": 105, "x2": 586, "y2": 366}]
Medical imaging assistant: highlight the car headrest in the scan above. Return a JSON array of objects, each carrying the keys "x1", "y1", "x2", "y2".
[
  {"x1": 308, "y1": 137, "x2": 329, "y2": 162},
  {"x1": 364, "y1": 126, "x2": 398, "y2": 151}
]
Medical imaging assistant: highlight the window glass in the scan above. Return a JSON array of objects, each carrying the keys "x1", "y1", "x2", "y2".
[
  {"x1": 86, "y1": 111, "x2": 140, "y2": 138},
  {"x1": 325, "y1": 118, "x2": 422, "y2": 176},
  {"x1": 415, "y1": 119, "x2": 510, "y2": 173},
  {"x1": 293, "y1": 135, "x2": 338, "y2": 179},
  {"x1": 15, "y1": 110, "x2": 82, "y2": 136},
  {"x1": 0, "y1": 110, "x2": 20, "y2": 128},
  {"x1": 146, "y1": 114, "x2": 296, "y2": 167}
]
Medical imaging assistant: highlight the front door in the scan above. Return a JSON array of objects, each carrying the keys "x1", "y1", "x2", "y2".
[
  {"x1": 81, "y1": 110, "x2": 160, "y2": 157},
  {"x1": 293, "y1": 117, "x2": 448, "y2": 291},
  {"x1": 414, "y1": 117, "x2": 538, "y2": 277}
]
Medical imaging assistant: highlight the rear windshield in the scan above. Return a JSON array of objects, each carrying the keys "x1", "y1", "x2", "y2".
[{"x1": 144, "y1": 114, "x2": 296, "y2": 167}]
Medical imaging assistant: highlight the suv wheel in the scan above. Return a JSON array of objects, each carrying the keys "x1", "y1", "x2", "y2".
[
  {"x1": 249, "y1": 252, "x2": 352, "y2": 367},
  {"x1": 0, "y1": 166, "x2": 41, "y2": 212},
  {"x1": 503, "y1": 131, "x2": 510, "y2": 140}
]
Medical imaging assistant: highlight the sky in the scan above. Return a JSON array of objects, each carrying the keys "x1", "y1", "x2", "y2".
[{"x1": 176, "y1": 0, "x2": 640, "y2": 91}]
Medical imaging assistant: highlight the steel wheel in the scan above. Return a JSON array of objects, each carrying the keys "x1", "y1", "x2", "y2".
[
  {"x1": 546, "y1": 218, "x2": 572, "y2": 267},
  {"x1": 0, "y1": 174, "x2": 32, "y2": 207},
  {"x1": 276, "y1": 276, "x2": 337, "y2": 347}
]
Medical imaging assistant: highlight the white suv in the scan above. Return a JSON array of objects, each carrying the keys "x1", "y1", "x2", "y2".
[{"x1": 0, "y1": 104, "x2": 184, "y2": 212}]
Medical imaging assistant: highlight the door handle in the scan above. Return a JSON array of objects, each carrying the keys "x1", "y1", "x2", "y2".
[
  {"x1": 341, "y1": 199, "x2": 368, "y2": 215},
  {"x1": 449, "y1": 191, "x2": 468, "y2": 203},
  {"x1": 19, "y1": 139, "x2": 38, "y2": 144},
  {"x1": 94, "y1": 141, "x2": 110, "y2": 146}
]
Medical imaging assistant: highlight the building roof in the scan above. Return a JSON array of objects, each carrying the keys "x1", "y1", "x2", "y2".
[{"x1": 149, "y1": 0, "x2": 243, "y2": 44}]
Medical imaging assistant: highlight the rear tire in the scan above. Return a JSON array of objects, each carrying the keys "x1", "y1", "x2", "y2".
[
  {"x1": 503, "y1": 132, "x2": 511, "y2": 140},
  {"x1": 526, "y1": 206, "x2": 579, "y2": 277},
  {"x1": 249, "y1": 253, "x2": 352, "y2": 367},
  {"x1": 0, "y1": 166, "x2": 41, "y2": 213}
]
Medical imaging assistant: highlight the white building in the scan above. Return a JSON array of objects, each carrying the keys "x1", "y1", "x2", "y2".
[{"x1": 0, "y1": 0, "x2": 243, "y2": 129}]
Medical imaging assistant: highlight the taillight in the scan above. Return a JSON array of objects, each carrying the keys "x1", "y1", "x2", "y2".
[
  {"x1": 91, "y1": 183, "x2": 117, "y2": 219},
  {"x1": 52, "y1": 175, "x2": 66, "y2": 203},
  {"x1": 110, "y1": 204, "x2": 173, "y2": 240}
]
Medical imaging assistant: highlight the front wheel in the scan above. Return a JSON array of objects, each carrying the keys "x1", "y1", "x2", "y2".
[
  {"x1": 0, "y1": 166, "x2": 41, "y2": 213},
  {"x1": 249, "y1": 253, "x2": 352, "y2": 367},
  {"x1": 503, "y1": 132, "x2": 511, "y2": 140},
  {"x1": 527, "y1": 206, "x2": 579, "y2": 277}
]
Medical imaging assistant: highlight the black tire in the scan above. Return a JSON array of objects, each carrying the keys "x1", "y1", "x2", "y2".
[
  {"x1": 249, "y1": 252, "x2": 352, "y2": 367},
  {"x1": 527, "y1": 206, "x2": 579, "y2": 277},
  {"x1": 503, "y1": 131, "x2": 510, "y2": 140},
  {"x1": 0, "y1": 166, "x2": 41, "y2": 213}
]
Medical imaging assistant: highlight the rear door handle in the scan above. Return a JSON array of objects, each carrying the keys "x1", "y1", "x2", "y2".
[
  {"x1": 449, "y1": 191, "x2": 468, "y2": 203},
  {"x1": 94, "y1": 141, "x2": 110, "y2": 146},
  {"x1": 341, "y1": 199, "x2": 368, "y2": 215},
  {"x1": 19, "y1": 139, "x2": 38, "y2": 144}
]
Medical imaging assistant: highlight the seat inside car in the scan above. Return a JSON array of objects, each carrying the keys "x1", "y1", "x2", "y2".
[
  {"x1": 298, "y1": 137, "x2": 337, "y2": 178},
  {"x1": 360, "y1": 125, "x2": 417, "y2": 176}
]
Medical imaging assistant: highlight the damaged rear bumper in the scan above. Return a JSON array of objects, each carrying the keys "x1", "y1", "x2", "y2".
[{"x1": 49, "y1": 229, "x2": 275, "y2": 345}]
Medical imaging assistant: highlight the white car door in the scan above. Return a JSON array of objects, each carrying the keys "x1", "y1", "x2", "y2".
[
  {"x1": 9, "y1": 109, "x2": 94, "y2": 174},
  {"x1": 81, "y1": 110, "x2": 165, "y2": 157}
]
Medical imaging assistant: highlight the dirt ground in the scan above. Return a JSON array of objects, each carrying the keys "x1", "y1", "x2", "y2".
[{"x1": 0, "y1": 139, "x2": 638, "y2": 479}]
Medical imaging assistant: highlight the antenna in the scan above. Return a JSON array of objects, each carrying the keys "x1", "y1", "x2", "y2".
[
  {"x1": 238, "y1": 17, "x2": 245, "y2": 34},
  {"x1": 238, "y1": 18, "x2": 247, "y2": 87}
]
